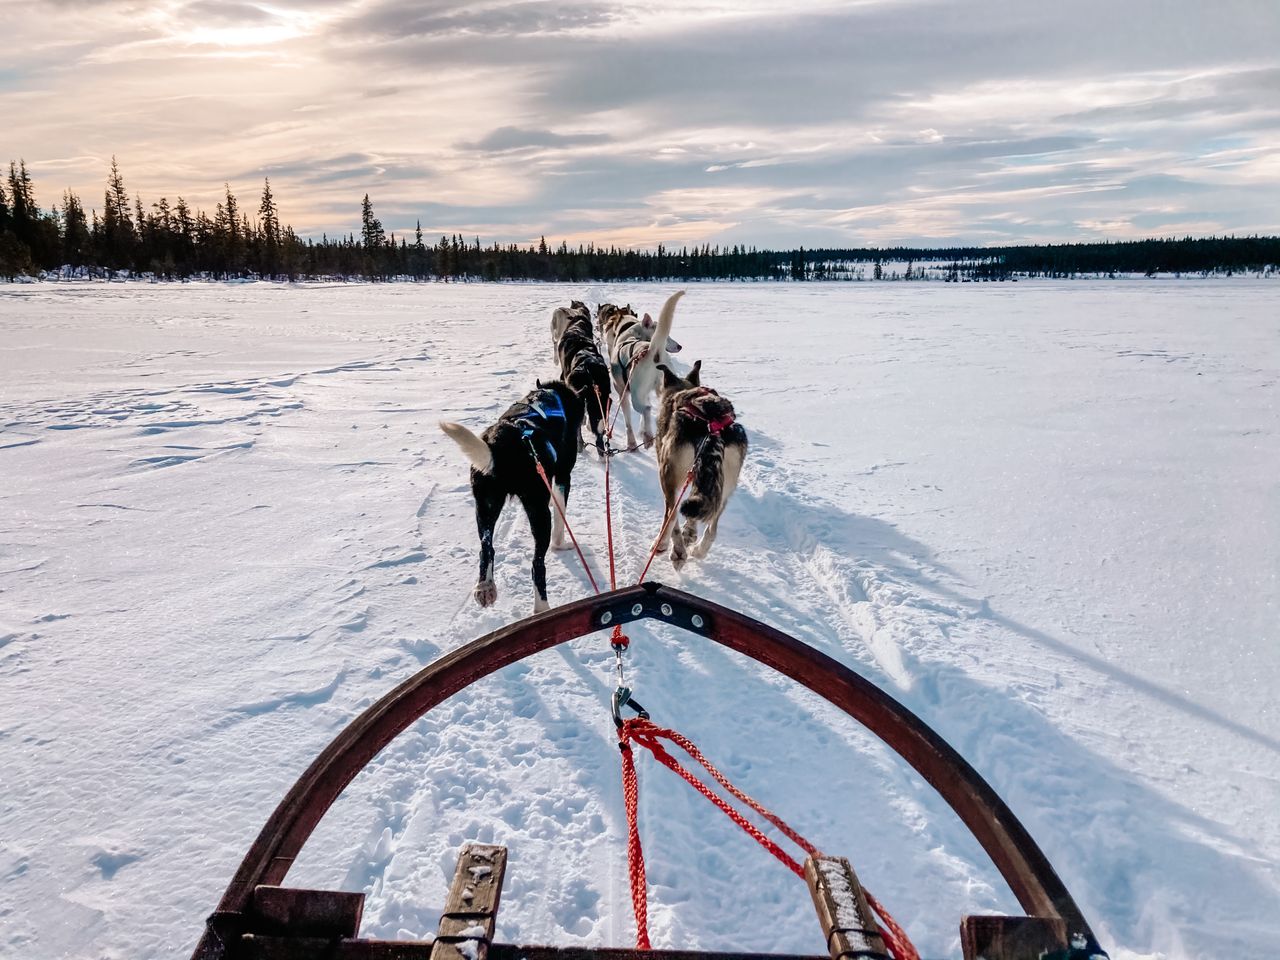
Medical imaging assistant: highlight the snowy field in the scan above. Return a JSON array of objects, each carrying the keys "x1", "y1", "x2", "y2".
[{"x1": 1, "y1": 279, "x2": 1277, "y2": 960}]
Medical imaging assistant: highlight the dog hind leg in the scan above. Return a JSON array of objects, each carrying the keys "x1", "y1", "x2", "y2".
[
  {"x1": 619, "y1": 389, "x2": 639, "y2": 450},
  {"x1": 636, "y1": 394, "x2": 655, "y2": 449},
  {"x1": 472, "y1": 476, "x2": 504, "y2": 606},
  {"x1": 550, "y1": 481, "x2": 571, "y2": 550},
  {"x1": 658, "y1": 445, "x2": 695, "y2": 563},
  {"x1": 691, "y1": 443, "x2": 744, "y2": 559},
  {"x1": 590, "y1": 395, "x2": 607, "y2": 457},
  {"x1": 656, "y1": 465, "x2": 678, "y2": 552},
  {"x1": 518, "y1": 489, "x2": 553, "y2": 613}
]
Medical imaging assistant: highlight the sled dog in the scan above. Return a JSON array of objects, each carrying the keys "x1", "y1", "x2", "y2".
[
  {"x1": 551, "y1": 300, "x2": 591, "y2": 346},
  {"x1": 440, "y1": 380, "x2": 585, "y2": 614},
  {"x1": 596, "y1": 302, "x2": 636, "y2": 355},
  {"x1": 551, "y1": 302, "x2": 610, "y2": 457},
  {"x1": 609, "y1": 291, "x2": 685, "y2": 450},
  {"x1": 653, "y1": 360, "x2": 748, "y2": 566}
]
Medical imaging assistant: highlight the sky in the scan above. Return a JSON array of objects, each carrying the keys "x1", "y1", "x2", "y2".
[{"x1": 3, "y1": 0, "x2": 1280, "y2": 248}]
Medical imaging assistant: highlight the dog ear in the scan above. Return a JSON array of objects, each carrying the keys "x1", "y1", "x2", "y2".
[
  {"x1": 656, "y1": 363, "x2": 680, "y2": 388},
  {"x1": 536, "y1": 378, "x2": 544, "y2": 389},
  {"x1": 642, "y1": 313, "x2": 653, "y2": 328},
  {"x1": 688, "y1": 360, "x2": 701, "y2": 386}
]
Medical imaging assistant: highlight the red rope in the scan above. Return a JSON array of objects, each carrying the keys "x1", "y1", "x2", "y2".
[
  {"x1": 636, "y1": 468, "x2": 695, "y2": 584},
  {"x1": 598, "y1": 340, "x2": 917, "y2": 959},
  {"x1": 531, "y1": 459, "x2": 601, "y2": 595},
  {"x1": 596, "y1": 383, "x2": 619, "y2": 593},
  {"x1": 657, "y1": 725, "x2": 820, "y2": 860},
  {"x1": 620, "y1": 718, "x2": 811, "y2": 878},
  {"x1": 619, "y1": 741, "x2": 651, "y2": 949},
  {"x1": 597, "y1": 345, "x2": 690, "y2": 586},
  {"x1": 596, "y1": 384, "x2": 630, "y2": 650},
  {"x1": 607, "y1": 351, "x2": 646, "y2": 449},
  {"x1": 617, "y1": 718, "x2": 920, "y2": 960},
  {"x1": 865, "y1": 891, "x2": 920, "y2": 960}
]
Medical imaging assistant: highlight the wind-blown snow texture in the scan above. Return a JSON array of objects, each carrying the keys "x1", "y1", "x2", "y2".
[{"x1": 1, "y1": 280, "x2": 1276, "y2": 960}]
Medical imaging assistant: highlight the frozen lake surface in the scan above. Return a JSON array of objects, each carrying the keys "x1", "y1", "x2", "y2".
[{"x1": 1, "y1": 279, "x2": 1277, "y2": 959}]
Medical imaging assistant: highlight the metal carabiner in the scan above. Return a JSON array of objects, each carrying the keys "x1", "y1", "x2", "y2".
[{"x1": 611, "y1": 685, "x2": 649, "y2": 729}]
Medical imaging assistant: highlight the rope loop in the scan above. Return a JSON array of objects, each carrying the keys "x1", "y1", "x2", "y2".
[{"x1": 616, "y1": 717, "x2": 920, "y2": 960}]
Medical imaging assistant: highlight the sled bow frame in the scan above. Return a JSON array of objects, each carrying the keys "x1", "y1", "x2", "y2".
[{"x1": 192, "y1": 582, "x2": 1106, "y2": 960}]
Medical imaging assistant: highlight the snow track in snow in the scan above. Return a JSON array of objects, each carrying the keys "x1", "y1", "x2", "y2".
[{"x1": 1, "y1": 280, "x2": 1276, "y2": 960}]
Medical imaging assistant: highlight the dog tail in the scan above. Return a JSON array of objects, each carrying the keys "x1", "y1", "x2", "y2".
[
  {"x1": 681, "y1": 435, "x2": 724, "y2": 521},
  {"x1": 650, "y1": 290, "x2": 684, "y2": 365},
  {"x1": 439, "y1": 421, "x2": 493, "y2": 473}
]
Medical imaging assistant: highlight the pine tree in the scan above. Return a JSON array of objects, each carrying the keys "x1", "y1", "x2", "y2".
[
  {"x1": 100, "y1": 157, "x2": 136, "y2": 272},
  {"x1": 411, "y1": 219, "x2": 428, "y2": 278},
  {"x1": 61, "y1": 190, "x2": 91, "y2": 268},
  {"x1": 359, "y1": 194, "x2": 384, "y2": 278},
  {"x1": 7, "y1": 161, "x2": 35, "y2": 238},
  {"x1": 258, "y1": 178, "x2": 280, "y2": 278},
  {"x1": 0, "y1": 172, "x2": 34, "y2": 278},
  {"x1": 223, "y1": 184, "x2": 243, "y2": 275},
  {"x1": 172, "y1": 197, "x2": 194, "y2": 276}
]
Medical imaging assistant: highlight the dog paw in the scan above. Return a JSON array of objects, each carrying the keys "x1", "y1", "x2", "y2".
[
  {"x1": 533, "y1": 596, "x2": 550, "y2": 614},
  {"x1": 474, "y1": 580, "x2": 498, "y2": 607},
  {"x1": 642, "y1": 433, "x2": 655, "y2": 449}
]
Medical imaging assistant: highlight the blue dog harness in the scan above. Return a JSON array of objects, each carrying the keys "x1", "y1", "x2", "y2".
[{"x1": 515, "y1": 391, "x2": 566, "y2": 464}]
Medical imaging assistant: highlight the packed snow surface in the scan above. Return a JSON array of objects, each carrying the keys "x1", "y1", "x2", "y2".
[{"x1": 1, "y1": 280, "x2": 1277, "y2": 960}]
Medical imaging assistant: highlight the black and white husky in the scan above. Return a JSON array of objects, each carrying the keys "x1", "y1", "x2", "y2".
[
  {"x1": 609, "y1": 291, "x2": 684, "y2": 450},
  {"x1": 551, "y1": 302, "x2": 609, "y2": 457},
  {"x1": 654, "y1": 360, "x2": 748, "y2": 567},
  {"x1": 440, "y1": 380, "x2": 584, "y2": 614}
]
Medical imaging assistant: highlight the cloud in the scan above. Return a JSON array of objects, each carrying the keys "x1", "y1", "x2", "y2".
[
  {"x1": 179, "y1": 1, "x2": 276, "y2": 25},
  {"x1": 344, "y1": 0, "x2": 626, "y2": 39},
  {"x1": 2, "y1": 0, "x2": 1278, "y2": 246},
  {"x1": 457, "y1": 126, "x2": 615, "y2": 153}
]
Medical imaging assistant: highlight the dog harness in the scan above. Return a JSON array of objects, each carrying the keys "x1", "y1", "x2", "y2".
[
  {"x1": 680, "y1": 387, "x2": 736, "y2": 435},
  {"x1": 515, "y1": 391, "x2": 566, "y2": 463}
]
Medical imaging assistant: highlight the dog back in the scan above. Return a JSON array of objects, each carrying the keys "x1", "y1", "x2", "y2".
[
  {"x1": 597, "y1": 303, "x2": 637, "y2": 353},
  {"x1": 482, "y1": 382, "x2": 584, "y2": 484},
  {"x1": 551, "y1": 301, "x2": 590, "y2": 347}
]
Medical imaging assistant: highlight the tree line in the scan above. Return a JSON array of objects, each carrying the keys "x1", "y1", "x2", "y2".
[{"x1": 2, "y1": 158, "x2": 1277, "y2": 281}]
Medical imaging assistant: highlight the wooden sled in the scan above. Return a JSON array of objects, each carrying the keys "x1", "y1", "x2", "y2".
[{"x1": 191, "y1": 583, "x2": 1108, "y2": 960}]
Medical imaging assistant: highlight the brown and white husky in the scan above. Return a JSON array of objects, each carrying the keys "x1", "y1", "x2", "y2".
[{"x1": 653, "y1": 359, "x2": 748, "y2": 567}]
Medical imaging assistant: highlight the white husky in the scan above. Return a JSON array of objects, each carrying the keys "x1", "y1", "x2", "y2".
[{"x1": 608, "y1": 290, "x2": 684, "y2": 450}]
